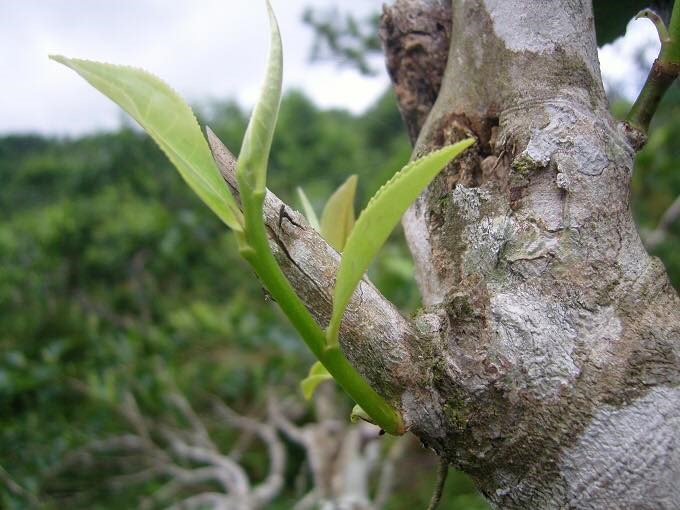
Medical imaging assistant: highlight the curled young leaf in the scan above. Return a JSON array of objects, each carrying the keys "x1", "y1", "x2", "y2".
[
  {"x1": 326, "y1": 139, "x2": 475, "y2": 346},
  {"x1": 236, "y1": 0, "x2": 283, "y2": 195},
  {"x1": 300, "y1": 361, "x2": 333, "y2": 400},
  {"x1": 320, "y1": 174, "x2": 357, "y2": 252},
  {"x1": 350, "y1": 404, "x2": 375, "y2": 425},
  {"x1": 50, "y1": 55, "x2": 243, "y2": 231}
]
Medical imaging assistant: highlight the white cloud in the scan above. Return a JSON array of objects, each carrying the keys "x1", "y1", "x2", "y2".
[
  {"x1": 0, "y1": 0, "x2": 386, "y2": 135},
  {"x1": 0, "y1": 1, "x2": 661, "y2": 135},
  {"x1": 598, "y1": 17, "x2": 660, "y2": 100}
]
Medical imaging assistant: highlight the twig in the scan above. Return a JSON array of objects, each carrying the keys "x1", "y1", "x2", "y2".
[
  {"x1": 643, "y1": 194, "x2": 680, "y2": 250},
  {"x1": 0, "y1": 463, "x2": 41, "y2": 507},
  {"x1": 161, "y1": 431, "x2": 250, "y2": 497},
  {"x1": 163, "y1": 492, "x2": 229, "y2": 510},
  {"x1": 54, "y1": 381, "x2": 289, "y2": 509},
  {"x1": 107, "y1": 466, "x2": 170, "y2": 491},
  {"x1": 206, "y1": 127, "x2": 419, "y2": 418},
  {"x1": 167, "y1": 391, "x2": 218, "y2": 451},
  {"x1": 268, "y1": 396, "x2": 308, "y2": 446},
  {"x1": 142, "y1": 466, "x2": 234, "y2": 509},
  {"x1": 293, "y1": 489, "x2": 319, "y2": 510},
  {"x1": 227, "y1": 427, "x2": 256, "y2": 462},
  {"x1": 121, "y1": 391, "x2": 152, "y2": 443},
  {"x1": 625, "y1": 4, "x2": 680, "y2": 147},
  {"x1": 426, "y1": 458, "x2": 449, "y2": 510},
  {"x1": 211, "y1": 396, "x2": 286, "y2": 505}
]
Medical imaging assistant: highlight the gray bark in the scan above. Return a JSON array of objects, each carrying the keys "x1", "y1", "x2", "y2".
[
  {"x1": 386, "y1": 0, "x2": 680, "y2": 508},
  {"x1": 212, "y1": 1, "x2": 680, "y2": 507}
]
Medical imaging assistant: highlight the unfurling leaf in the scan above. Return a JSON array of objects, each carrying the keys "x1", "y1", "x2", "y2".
[
  {"x1": 320, "y1": 175, "x2": 357, "y2": 252},
  {"x1": 350, "y1": 404, "x2": 375, "y2": 425},
  {"x1": 49, "y1": 56, "x2": 243, "y2": 232},
  {"x1": 297, "y1": 187, "x2": 321, "y2": 231},
  {"x1": 300, "y1": 361, "x2": 333, "y2": 400},
  {"x1": 236, "y1": 0, "x2": 283, "y2": 194},
  {"x1": 326, "y1": 140, "x2": 475, "y2": 346}
]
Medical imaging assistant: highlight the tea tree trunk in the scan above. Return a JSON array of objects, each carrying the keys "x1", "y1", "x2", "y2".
[
  {"x1": 379, "y1": 0, "x2": 680, "y2": 507},
  {"x1": 227, "y1": 0, "x2": 680, "y2": 507}
]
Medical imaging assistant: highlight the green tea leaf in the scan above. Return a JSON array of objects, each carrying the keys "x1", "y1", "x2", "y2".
[
  {"x1": 320, "y1": 175, "x2": 357, "y2": 252},
  {"x1": 297, "y1": 187, "x2": 321, "y2": 231},
  {"x1": 236, "y1": 0, "x2": 283, "y2": 194},
  {"x1": 327, "y1": 140, "x2": 475, "y2": 346},
  {"x1": 50, "y1": 55, "x2": 243, "y2": 231},
  {"x1": 300, "y1": 361, "x2": 333, "y2": 400}
]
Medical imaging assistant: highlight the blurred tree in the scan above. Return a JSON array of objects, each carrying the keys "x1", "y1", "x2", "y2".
[{"x1": 302, "y1": 7, "x2": 383, "y2": 75}]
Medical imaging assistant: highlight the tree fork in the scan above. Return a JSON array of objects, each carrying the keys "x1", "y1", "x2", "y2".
[{"x1": 383, "y1": 0, "x2": 680, "y2": 507}]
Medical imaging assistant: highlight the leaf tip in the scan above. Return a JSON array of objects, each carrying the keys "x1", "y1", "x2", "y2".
[
  {"x1": 48, "y1": 54, "x2": 68, "y2": 65},
  {"x1": 350, "y1": 404, "x2": 375, "y2": 425},
  {"x1": 205, "y1": 126, "x2": 222, "y2": 155},
  {"x1": 264, "y1": 0, "x2": 283, "y2": 53},
  {"x1": 458, "y1": 137, "x2": 476, "y2": 151},
  {"x1": 300, "y1": 362, "x2": 333, "y2": 401},
  {"x1": 264, "y1": 0, "x2": 278, "y2": 26}
]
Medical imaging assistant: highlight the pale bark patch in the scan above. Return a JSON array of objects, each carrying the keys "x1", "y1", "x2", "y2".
[
  {"x1": 560, "y1": 386, "x2": 680, "y2": 508},
  {"x1": 482, "y1": 0, "x2": 582, "y2": 54},
  {"x1": 403, "y1": 203, "x2": 445, "y2": 307},
  {"x1": 490, "y1": 290, "x2": 580, "y2": 402}
]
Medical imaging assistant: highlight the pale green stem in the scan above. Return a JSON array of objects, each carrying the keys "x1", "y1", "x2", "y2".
[{"x1": 236, "y1": 181, "x2": 405, "y2": 435}]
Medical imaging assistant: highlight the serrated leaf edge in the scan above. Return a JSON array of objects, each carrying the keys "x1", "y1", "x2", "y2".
[{"x1": 50, "y1": 55, "x2": 243, "y2": 230}]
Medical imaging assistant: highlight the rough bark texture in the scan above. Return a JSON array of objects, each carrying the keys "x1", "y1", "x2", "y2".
[
  {"x1": 386, "y1": 0, "x2": 680, "y2": 508},
  {"x1": 214, "y1": 1, "x2": 680, "y2": 507}
]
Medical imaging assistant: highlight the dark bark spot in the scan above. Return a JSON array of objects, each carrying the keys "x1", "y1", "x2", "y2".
[{"x1": 380, "y1": 1, "x2": 452, "y2": 144}]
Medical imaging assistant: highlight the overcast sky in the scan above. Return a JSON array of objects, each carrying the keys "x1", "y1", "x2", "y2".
[{"x1": 0, "y1": 1, "x2": 659, "y2": 136}]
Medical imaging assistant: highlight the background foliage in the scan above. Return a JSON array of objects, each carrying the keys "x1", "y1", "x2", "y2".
[{"x1": 0, "y1": 88, "x2": 488, "y2": 508}]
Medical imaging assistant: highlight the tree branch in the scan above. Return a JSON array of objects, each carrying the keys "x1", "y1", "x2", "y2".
[
  {"x1": 206, "y1": 127, "x2": 426, "y2": 408},
  {"x1": 164, "y1": 492, "x2": 230, "y2": 510},
  {"x1": 293, "y1": 489, "x2": 319, "y2": 510},
  {"x1": 142, "y1": 466, "x2": 235, "y2": 509},
  {"x1": 161, "y1": 432, "x2": 250, "y2": 497},
  {"x1": 643, "y1": 194, "x2": 680, "y2": 250},
  {"x1": 0, "y1": 463, "x2": 41, "y2": 508},
  {"x1": 167, "y1": 391, "x2": 218, "y2": 452},
  {"x1": 212, "y1": 397, "x2": 286, "y2": 505},
  {"x1": 268, "y1": 396, "x2": 307, "y2": 446}
]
